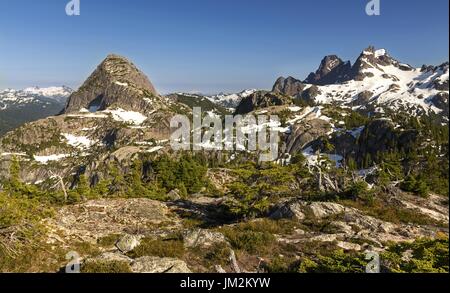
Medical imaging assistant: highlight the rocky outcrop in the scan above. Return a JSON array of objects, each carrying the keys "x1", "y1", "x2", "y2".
[
  {"x1": 272, "y1": 76, "x2": 305, "y2": 97},
  {"x1": 356, "y1": 118, "x2": 418, "y2": 164},
  {"x1": 63, "y1": 54, "x2": 159, "y2": 114},
  {"x1": 83, "y1": 253, "x2": 191, "y2": 273},
  {"x1": 298, "y1": 85, "x2": 320, "y2": 104},
  {"x1": 305, "y1": 55, "x2": 352, "y2": 85},
  {"x1": 45, "y1": 199, "x2": 180, "y2": 246},
  {"x1": 131, "y1": 256, "x2": 191, "y2": 273},
  {"x1": 285, "y1": 119, "x2": 331, "y2": 154},
  {"x1": 431, "y1": 92, "x2": 449, "y2": 116},
  {"x1": 234, "y1": 91, "x2": 292, "y2": 115},
  {"x1": 271, "y1": 198, "x2": 441, "y2": 246},
  {"x1": 350, "y1": 90, "x2": 373, "y2": 106},
  {"x1": 115, "y1": 234, "x2": 141, "y2": 253},
  {"x1": 182, "y1": 229, "x2": 228, "y2": 248}
]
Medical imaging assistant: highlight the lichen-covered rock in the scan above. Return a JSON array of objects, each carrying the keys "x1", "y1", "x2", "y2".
[
  {"x1": 130, "y1": 256, "x2": 191, "y2": 273},
  {"x1": 183, "y1": 229, "x2": 227, "y2": 248},
  {"x1": 116, "y1": 234, "x2": 141, "y2": 253}
]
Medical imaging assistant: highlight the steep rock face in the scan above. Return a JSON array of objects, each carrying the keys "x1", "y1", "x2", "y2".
[
  {"x1": 431, "y1": 92, "x2": 449, "y2": 117},
  {"x1": 270, "y1": 198, "x2": 440, "y2": 245},
  {"x1": 305, "y1": 55, "x2": 352, "y2": 85},
  {"x1": 272, "y1": 76, "x2": 305, "y2": 97},
  {"x1": 234, "y1": 91, "x2": 292, "y2": 115},
  {"x1": 427, "y1": 62, "x2": 449, "y2": 91},
  {"x1": 64, "y1": 54, "x2": 159, "y2": 113},
  {"x1": 356, "y1": 119, "x2": 418, "y2": 163}
]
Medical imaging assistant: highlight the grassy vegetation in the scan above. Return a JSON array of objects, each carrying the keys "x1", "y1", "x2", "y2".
[
  {"x1": 339, "y1": 197, "x2": 446, "y2": 227},
  {"x1": 127, "y1": 236, "x2": 185, "y2": 259},
  {"x1": 218, "y1": 219, "x2": 297, "y2": 255},
  {"x1": 381, "y1": 237, "x2": 449, "y2": 273}
]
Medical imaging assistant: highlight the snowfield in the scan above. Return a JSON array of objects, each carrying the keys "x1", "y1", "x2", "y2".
[
  {"x1": 105, "y1": 108, "x2": 148, "y2": 125},
  {"x1": 34, "y1": 154, "x2": 69, "y2": 164},
  {"x1": 67, "y1": 108, "x2": 148, "y2": 125},
  {"x1": 62, "y1": 133, "x2": 97, "y2": 149}
]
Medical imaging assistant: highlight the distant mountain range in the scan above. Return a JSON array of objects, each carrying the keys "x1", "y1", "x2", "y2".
[{"x1": 0, "y1": 86, "x2": 72, "y2": 135}]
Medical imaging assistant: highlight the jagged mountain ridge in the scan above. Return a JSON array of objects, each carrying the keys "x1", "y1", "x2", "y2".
[{"x1": 272, "y1": 46, "x2": 449, "y2": 120}]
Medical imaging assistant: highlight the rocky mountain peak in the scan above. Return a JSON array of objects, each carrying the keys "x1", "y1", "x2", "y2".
[
  {"x1": 272, "y1": 76, "x2": 305, "y2": 97},
  {"x1": 350, "y1": 46, "x2": 413, "y2": 81},
  {"x1": 63, "y1": 54, "x2": 159, "y2": 114},
  {"x1": 305, "y1": 55, "x2": 351, "y2": 85}
]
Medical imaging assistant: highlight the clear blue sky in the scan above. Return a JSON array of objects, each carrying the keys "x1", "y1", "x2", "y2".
[{"x1": 0, "y1": 0, "x2": 448, "y2": 94}]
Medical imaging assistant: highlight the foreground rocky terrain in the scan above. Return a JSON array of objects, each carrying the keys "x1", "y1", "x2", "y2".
[{"x1": 0, "y1": 47, "x2": 448, "y2": 273}]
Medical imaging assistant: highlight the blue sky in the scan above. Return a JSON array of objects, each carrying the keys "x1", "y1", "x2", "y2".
[{"x1": 0, "y1": 0, "x2": 448, "y2": 94}]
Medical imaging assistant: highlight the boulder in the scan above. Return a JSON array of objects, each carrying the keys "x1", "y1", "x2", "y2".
[
  {"x1": 115, "y1": 234, "x2": 141, "y2": 253},
  {"x1": 130, "y1": 256, "x2": 191, "y2": 273},
  {"x1": 183, "y1": 229, "x2": 227, "y2": 248}
]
